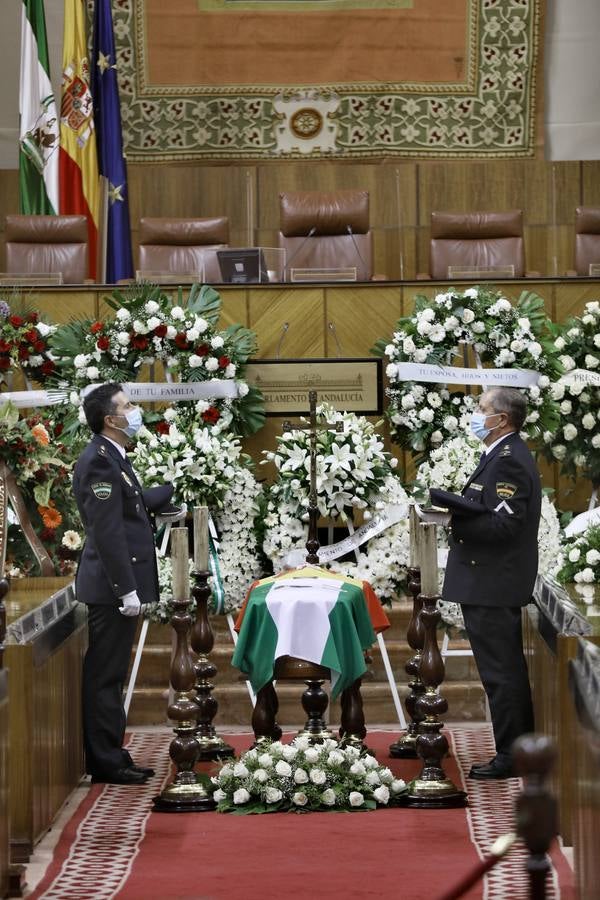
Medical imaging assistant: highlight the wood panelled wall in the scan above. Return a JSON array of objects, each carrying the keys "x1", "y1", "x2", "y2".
[{"x1": 2, "y1": 160, "x2": 600, "y2": 278}]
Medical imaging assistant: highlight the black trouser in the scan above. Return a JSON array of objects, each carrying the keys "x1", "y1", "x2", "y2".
[
  {"x1": 461, "y1": 604, "x2": 534, "y2": 762},
  {"x1": 82, "y1": 603, "x2": 138, "y2": 776}
]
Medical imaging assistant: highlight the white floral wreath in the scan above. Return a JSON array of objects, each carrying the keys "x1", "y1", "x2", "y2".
[
  {"x1": 262, "y1": 404, "x2": 410, "y2": 601},
  {"x1": 377, "y1": 286, "x2": 562, "y2": 459}
]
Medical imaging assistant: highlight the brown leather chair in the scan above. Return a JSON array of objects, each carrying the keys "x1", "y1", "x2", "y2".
[
  {"x1": 572, "y1": 207, "x2": 600, "y2": 276},
  {"x1": 278, "y1": 190, "x2": 374, "y2": 281},
  {"x1": 138, "y1": 217, "x2": 229, "y2": 283},
  {"x1": 4, "y1": 214, "x2": 88, "y2": 284},
  {"x1": 427, "y1": 210, "x2": 527, "y2": 279}
]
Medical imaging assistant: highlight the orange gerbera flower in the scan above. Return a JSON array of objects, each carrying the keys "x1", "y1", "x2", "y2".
[
  {"x1": 38, "y1": 506, "x2": 62, "y2": 529},
  {"x1": 31, "y1": 423, "x2": 50, "y2": 446}
]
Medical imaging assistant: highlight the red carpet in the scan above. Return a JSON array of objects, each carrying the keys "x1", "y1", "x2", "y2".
[{"x1": 29, "y1": 727, "x2": 575, "y2": 900}]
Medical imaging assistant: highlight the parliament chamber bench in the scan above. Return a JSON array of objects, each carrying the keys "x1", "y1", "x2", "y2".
[{"x1": 1, "y1": 577, "x2": 85, "y2": 895}]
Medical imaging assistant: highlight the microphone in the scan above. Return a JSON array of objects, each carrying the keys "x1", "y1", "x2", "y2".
[
  {"x1": 284, "y1": 226, "x2": 316, "y2": 280},
  {"x1": 276, "y1": 322, "x2": 289, "y2": 359},
  {"x1": 346, "y1": 224, "x2": 368, "y2": 280}
]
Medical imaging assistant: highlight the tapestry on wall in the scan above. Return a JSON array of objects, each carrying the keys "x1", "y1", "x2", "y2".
[{"x1": 113, "y1": 0, "x2": 545, "y2": 161}]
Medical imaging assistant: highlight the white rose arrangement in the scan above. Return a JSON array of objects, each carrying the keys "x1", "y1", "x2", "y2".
[
  {"x1": 555, "y1": 524, "x2": 600, "y2": 586},
  {"x1": 373, "y1": 286, "x2": 562, "y2": 458},
  {"x1": 544, "y1": 301, "x2": 600, "y2": 487},
  {"x1": 212, "y1": 736, "x2": 406, "y2": 813}
]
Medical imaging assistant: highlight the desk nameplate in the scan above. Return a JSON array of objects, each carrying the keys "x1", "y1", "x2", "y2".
[{"x1": 245, "y1": 358, "x2": 382, "y2": 415}]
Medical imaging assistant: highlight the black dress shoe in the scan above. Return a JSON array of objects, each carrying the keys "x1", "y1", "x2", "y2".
[
  {"x1": 468, "y1": 761, "x2": 513, "y2": 780},
  {"x1": 91, "y1": 766, "x2": 149, "y2": 785},
  {"x1": 130, "y1": 765, "x2": 155, "y2": 778}
]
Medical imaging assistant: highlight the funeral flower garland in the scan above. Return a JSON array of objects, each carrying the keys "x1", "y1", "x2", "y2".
[
  {"x1": 545, "y1": 300, "x2": 600, "y2": 486},
  {"x1": 374, "y1": 287, "x2": 562, "y2": 459},
  {"x1": 212, "y1": 736, "x2": 406, "y2": 814},
  {"x1": 48, "y1": 282, "x2": 264, "y2": 436},
  {"x1": 262, "y1": 405, "x2": 410, "y2": 601}
]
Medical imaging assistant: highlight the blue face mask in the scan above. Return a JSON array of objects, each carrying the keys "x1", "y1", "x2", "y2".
[
  {"x1": 470, "y1": 411, "x2": 502, "y2": 442},
  {"x1": 115, "y1": 407, "x2": 143, "y2": 438}
]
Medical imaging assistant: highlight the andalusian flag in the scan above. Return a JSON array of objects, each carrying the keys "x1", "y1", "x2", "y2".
[
  {"x1": 19, "y1": 0, "x2": 59, "y2": 215},
  {"x1": 233, "y1": 567, "x2": 389, "y2": 698},
  {"x1": 59, "y1": 0, "x2": 99, "y2": 279}
]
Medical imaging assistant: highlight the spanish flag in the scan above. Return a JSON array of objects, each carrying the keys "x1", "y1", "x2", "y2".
[{"x1": 59, "y1": 0, "x2": 99, "y2": 279}]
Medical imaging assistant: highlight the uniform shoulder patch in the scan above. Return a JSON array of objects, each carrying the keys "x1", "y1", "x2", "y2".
[
  {"x1": 496, "y1": 481, "x2": 516, "y2": 499},
  {"x1": 91, "y1": 481, "x2": 112, "y2": 500},
  {"x1": 499, "y1": 444, "x2": 512, "y2": 457},
  {"x1": 97, "y1": 444, "x2": 107, "y2": 456}
]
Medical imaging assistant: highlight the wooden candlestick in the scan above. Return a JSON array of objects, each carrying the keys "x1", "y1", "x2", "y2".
[
  {"x1": 154, "y1": 527, "x2": 215, "y2": 812},
  {"x1": 193, "y1": 507, "x2": 209, "y2": 572},
  {"x1": 405, "y1": 519, "x2": 466, "y2": 808},
  {"x1": 389, "y1": 508, "x2": 425, "y2": 759}
]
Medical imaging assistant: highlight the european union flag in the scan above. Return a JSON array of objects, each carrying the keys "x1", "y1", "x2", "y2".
[{"x1": 91, "y1": 0, "x2": 133, "y2": 283}]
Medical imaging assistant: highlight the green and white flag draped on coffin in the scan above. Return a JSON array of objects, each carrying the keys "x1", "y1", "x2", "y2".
[
  {"x1": 233, "y1": 567, "x2": 390, "y2": 699},
  {"x1": 19, "y1": 0, "x2": 59, "y2": 215}
]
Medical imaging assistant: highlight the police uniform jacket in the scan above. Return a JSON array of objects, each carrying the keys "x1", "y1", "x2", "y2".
[
  {"x1": 73, "y1": 435, "x2": 173, "y2": 606},
  {"x1": 440, "y1": 432, "x2": 541, "y2": 608}
]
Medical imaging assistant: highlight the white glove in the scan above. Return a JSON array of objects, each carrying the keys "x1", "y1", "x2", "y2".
[{"x1": 119, "y1": 590, "x2": 141, "y2": 617}]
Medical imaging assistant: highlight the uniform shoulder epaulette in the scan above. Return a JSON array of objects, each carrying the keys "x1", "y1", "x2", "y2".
[
  {"x1": 97, "y1": 443, "x2": 107, "y2": 456},
  {"x1": 499, "y1": 444, "x2": 512, "y2": 457}
]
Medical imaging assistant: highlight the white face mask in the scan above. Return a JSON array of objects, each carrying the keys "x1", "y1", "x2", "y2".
[{"x1": 112, "y1": 407, "x2": 143, "y2": 438}]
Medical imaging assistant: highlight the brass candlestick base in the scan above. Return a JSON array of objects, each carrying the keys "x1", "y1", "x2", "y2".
[{"x1": 153, "y1": 777, "x2": 217, "y2": 813}]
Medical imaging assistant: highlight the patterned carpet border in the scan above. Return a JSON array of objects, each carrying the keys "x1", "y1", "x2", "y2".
[
  {"x1": 450, "y1": 724, "x2": 561, "y2": 900},
  {"x1": 35, "y1": 733, "x2": 172, "y2": 900}
]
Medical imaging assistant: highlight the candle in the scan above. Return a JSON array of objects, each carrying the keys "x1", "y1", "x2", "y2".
[
  {"x1": 419, "y1": 522, "x2": 439, "y2": 596},
  {"x1": 171, "y1": 527, "x2": 189, "y2": 601},
  {"x1": 193, "y1": 506, "x2": 209, "y2": 571},
  {"x1": 409, "y1": 503, "x2": 420, "y2": 567}
]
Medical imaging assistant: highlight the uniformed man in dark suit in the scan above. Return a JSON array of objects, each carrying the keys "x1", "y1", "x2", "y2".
[
  {"x1": 431, "y1": 386, "x2": 541, "y2": 780},
  {"x1": 74, "y1": 383, "x2": 174, "y2": 785}
]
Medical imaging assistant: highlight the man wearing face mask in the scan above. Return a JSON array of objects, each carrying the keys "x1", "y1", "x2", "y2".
[
  {"x1": 430, "y1": 386, "x2": 540, "y2": 780},
  {"x1": 73, "y1": 383, "x2": 175, "y2": 784}
]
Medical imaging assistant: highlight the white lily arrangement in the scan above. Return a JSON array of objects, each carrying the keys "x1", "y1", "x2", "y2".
[
  {"x1": 212, "y1": 736, "x2": 407, "y2": 814},
  {"x1": 261, "y1": 405, "x2": 410, "y2": 601}
]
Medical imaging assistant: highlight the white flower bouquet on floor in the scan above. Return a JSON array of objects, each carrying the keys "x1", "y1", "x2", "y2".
[
  {"x1": 556, "y1": 524, "x2": 600, "y2": 586},
  {"x1": 212, "y1": 736, "x2": 406, "y2": 814}
]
